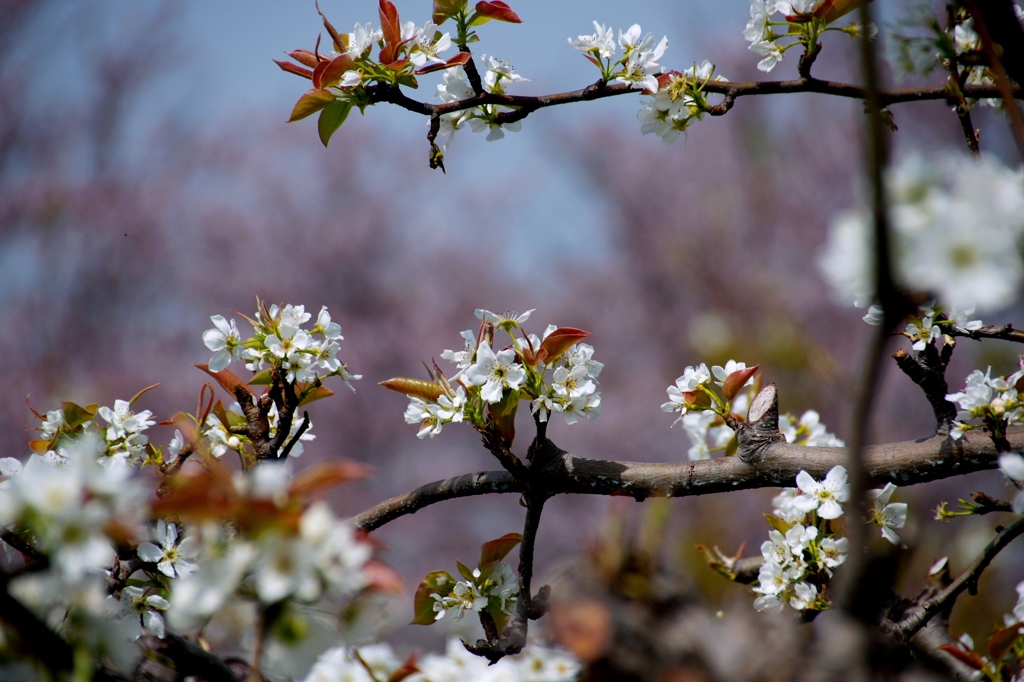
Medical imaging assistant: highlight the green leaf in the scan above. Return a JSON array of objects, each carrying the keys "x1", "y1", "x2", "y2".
[
  {"x1": 287, "y1": 88, "x2": 337, "y2": 122},
  {"x1": 455, "y1": 560, "x2": 476, "y2": 582},
  {"x1": 486, "y1": 601, "x2": 511, "y2": 636},
  {"x1": 318, "y1": 101, "x2": 351, "y2": 147},
  {"x1": 479, "y1": 532, "x2": 522, "y2": 568},
  {"x1": 62, "y1": 401, "x2": 98, "y2": 430},
  {"x1": 411, "y1": 570, "x2": 456, "y2": 625},
  {"x1": 298, "y1": 384, "x2": 335, "y2": 406},
  {"x1": 248, "y1": 369, "x2": 273, "y2": 386}
]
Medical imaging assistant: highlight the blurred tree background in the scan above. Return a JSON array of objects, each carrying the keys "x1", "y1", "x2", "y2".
[{"x1": 1, "y1": 0, "x2": 1021, "y2": 666}]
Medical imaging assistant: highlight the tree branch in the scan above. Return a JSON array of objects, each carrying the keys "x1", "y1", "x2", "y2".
[
  {"x1": 892, "y1": 344, "x2": 958, "y2": 435},
  {"x1": 351, "y1": 427, "x2": 1024, "y2": 532},
  {"x1": 886, "y1": 514, "x2": 1024, "y2": 641},
  {"x1": 947, "y1": 322, "x2": 1024, "y2": 344}
]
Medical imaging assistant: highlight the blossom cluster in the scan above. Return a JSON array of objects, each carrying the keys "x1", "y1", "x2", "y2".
[
  {"x1": 754, "y1": 466, "x2": 909, "y2": 613},
  {"x1": 888, "y1": 4, "x2": 1024, "y2": 105},
  {"x1": 569, "y1": 21, "x2": 668, "y2": 91},
  {"x1": 204, "y1": 302, "x2": 360, "y2": 389},
  {"x1": 945, "y1": 360, "x2": 1024, "y2": 441},
  {"x1": 436, "y1": 54, "x2": 530, "y2": 146},
  {"x1": 0, "y1": 431, "x2": 157, "y2": 665},
  {"x1": 743, "y1": 0, "x2": 872, "y2": 73},
  {"x1": 430, "y1": 560, "x2": 518, "y2": 622},
  {"x1": 279, "y1": 0, "x2": 527, "y2": 155},
  {"x1": 779, "y1": 410, "x2": 844, "y2": 448},
  {"x1": 163, "y1": 464, "x2": 372, "y2": 626},
  {"x1": 636, "y1": 61, "x2": 729, "y2": 145},
  {"x1": 818, "y1": 151, "x2": 1024, "y2": 315},
  {"x1": 304, "y1": 637, "x2": 581, "y2": 682},
  {"x1": 390, "y1": 308, "x2": 602, "y2": 442},
  {"x1": 662, "y1": 360, "x2": 758, "y2": 460}
]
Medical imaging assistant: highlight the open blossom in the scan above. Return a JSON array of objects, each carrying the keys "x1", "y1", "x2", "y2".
[
  {"x1": 793, "y1": 466, "x2": 849, "y2": 520},
  {"x1": 868, "y1": 483, "x2": 908, "y2": 545},
  {"x1": 137, "y1": 520, "x2": 200, "y2": 579},
  {"x1": 819, "y1": 151, "x2": 1024, "y2": 314},
  {"x1": 998, "y1": 453, "x2": 1024, "y2": 514},
  {"x1": 481, "y1": 55, "x2": 528, "y2": 94},
  {"x1": 409, "y1": 22, "x2": 452, "y2": 67},
  {"x1": 203, "y1": 315, "x2": 243, "y2": 372},
  {"x1": 569, "y1": 21, "x2": 616, "y2": 59},
  {"x1": 465, "y1": 340, "x2": 526, "y2": 403}
]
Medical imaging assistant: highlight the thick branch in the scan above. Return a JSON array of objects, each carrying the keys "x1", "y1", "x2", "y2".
[
  {"x1": 892, "y1": 345, "x2": 958, "y2": 435},
  {"x1": 947, "y1": 322, "x2": 1024, "y2": 344},
  {"x1": 351, "y1": 427, "x2": 1024, "y2": 532},
  {"x1": 887, "y1": 514, "x2": 1024, "y2": 640},
  {"x1": 149, "y1": 633, "x2": 242, "y2": 682}
]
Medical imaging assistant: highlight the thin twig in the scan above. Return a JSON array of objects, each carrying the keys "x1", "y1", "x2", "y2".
[
  {"x1": 945, "y1": 5, "x2": 981, "y2": 154},
  {"x1": 946, "y1": 323, "x2": 1024, "y2": 344},
  {"x1": 887, "y1": 514, "x2": 1024, "y2": 640}
]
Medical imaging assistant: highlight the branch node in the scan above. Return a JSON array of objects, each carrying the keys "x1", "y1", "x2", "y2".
[{"x1": 736, "y1": 383, "x2": 785, "y2": 463}]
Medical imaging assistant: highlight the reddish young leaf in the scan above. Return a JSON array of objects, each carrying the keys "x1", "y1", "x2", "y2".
[
  {"x1": 474, "y1": 1, "x2": 522, "y2": 23},
  {"x1": 379, "y1": 377, "x2": 445, "y2": 402},
  {"x1": 288, "y1": 49, "x2": 320, "y2": 68},
  {"x1": 938, "y1": 644, "x2": 985, "y2": 670},
  {"x1": 387, "y1": 652, "x2": 420, "y2": 682},
  {"x1": 383, "y1": 56, "x2": 410, "y2": 72},
  {"x1": 317, "y1": 0, "x2": 347, "y2": 52},
  {"x1": 287, "y1": 88, "x2": 337, "y2": 122},
  {"x1": 364, "y1": 559, "x2": 404, "y2": 594},
  {"x1": 194, "y1": 364, "x2": 256, "y2": 397},
  {"x1": 318, "y1": 53, "x2": 356, "y2": 88},
  {"x1": 988, "y1": 624, "x2": 1024, "y2": 661},
  {"x1": 411, "y1": 570, "x2": 457, "y2": 624},
  {"x1": 814, "y1": 0, "x2": 871, "y2": 23},
  {"x1": 539, "y1": 327, "x2": 591, "y2": 362},
  {"x1": 479, "y1": 532, "x2": 522, "y2": 567},
  {"x1": 274, "y1": 59, "x2": 314, "y2": 80},
  {"x1": 432, "y1": 0, "x2": 467, "y2": 24},
  {"x1": 129, "y1": 383, "x2": 161, "y2": 406},
  {"x1": 487, "y1": 391, "x2": 518, "y2": 445},
  {"x1": 288, "y1": 460, "x2": 372, "y2": 498},
  {"x1": 723, "y1": 365, "x2": 759, "y2": 401},
  {"x1": 415, "y1": 51, "x2": 471, "y2": 74},
  {"x1": 682, "y1": 390, "x2": 711, "y2": 408},
  {"x1": 379, "y1": 0, "x2": 402, "y2": 49}
]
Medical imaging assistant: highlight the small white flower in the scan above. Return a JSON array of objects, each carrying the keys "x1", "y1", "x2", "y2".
[
  {"x1": 465, "y1": 340, "x2": 526, "y2": 403},
  {"x1": 137, "y1": 520, "x2": 200, "y2": 579},
  {"x1": 202, "y1": 315, "x2": 243, "y2": 372},
  {"x1": 868, "y1": 482, "x2": 908, "y2": 545},
  {"x1": 793, "y1": 466, "x2": 850, "y2": 520}
]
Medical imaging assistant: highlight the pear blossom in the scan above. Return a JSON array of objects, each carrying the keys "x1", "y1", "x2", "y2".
[
  {"x1": 116, "y1": 586, "x2": 170, "y2": 640},
  {"x1": 202, "y1": 315, "x2": 243, "y2": 372},
  {"x1": 97, "y1": 399, "x2": 155, "y2": 444},
  {"x1": 998, "y1": 453, "x2": 1024, "y2": 514},
  {"x1": 789, "y1": 581, "x2": 818, "y2": 611},
  {"x1": 137, "y1": 520, "x2": 200, "y2": 579},
  {"x1": 481, "y1": 55, "x2": 528, "y2": 93},
  {"x1": 793, "y1": 466, "x2": 849, "y2": 520},
  {"x1": 867, "y1": 483, "x2": 908, "y2": 545},
  {"x1": 569, "y1": 21, "x2": 616, "y2": 59},
  {"x1": 465, "y1": 340, "x2": 526, "y2": 403},
  {"x1": 819, "y1": 151, "x2": 1024, "y2": 314},
  {"x1": 40, "y1": 408, "x2": 65, "y2": 440},
  {"x1": 346, "y1": 22, "x2": 381, "y2": 58},
  {"x1": 432, "y1": 581, "x2": 488, "y2": 621},
  {"x1": 410, "y1": 22, "x2": 452, "y2": 67}
]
